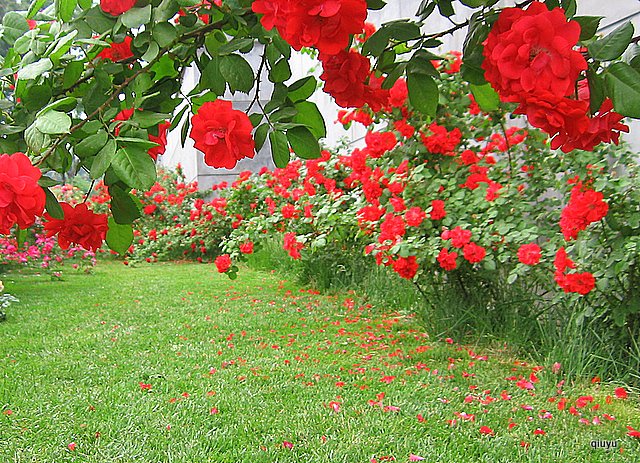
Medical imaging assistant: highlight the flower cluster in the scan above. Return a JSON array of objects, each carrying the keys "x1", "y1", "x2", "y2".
[{"x1": 482, "y1": 2, "x2": 628, "y2": 152}]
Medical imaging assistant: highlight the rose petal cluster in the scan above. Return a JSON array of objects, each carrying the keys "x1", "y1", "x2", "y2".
[
  {"x1": 100, "y1": 0, "x2": 137, "y2": 16},
  {"x1": 190, "y1": 99, "x2": 256, "y2": 170},
  {"x1": 43, "y1": 203, "x2": 108, "y2": 252},
  {"x1": 0, "y1": 152, "x2": 46, "y2": 234},
  {"x1": 559, "y1": 185, "x2": 608, "y2": 240},
  {"x1": 482, "y1": 2, "x2": 628, "y2": 152},
  {"x1": 98, "y1": 36, "x2": 134, "y2": 62},
  {"x1": 252, "y1": 0, "x2": 367, "y2": 55},
  {"x1": 319, "y1": 50, "x2": 390, "y2": 111}
]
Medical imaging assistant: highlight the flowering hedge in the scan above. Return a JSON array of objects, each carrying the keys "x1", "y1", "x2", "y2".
[
  {"x1": 197, "y1": 56, "x2": 640, "y2": 336},
  {"x1": 0, "y1": 0, "x2": 639, "y2": 259}
]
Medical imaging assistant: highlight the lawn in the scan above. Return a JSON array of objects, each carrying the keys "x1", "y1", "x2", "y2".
[{"x1": 0, "y1": 261, "x2": 638, "y2": 462}]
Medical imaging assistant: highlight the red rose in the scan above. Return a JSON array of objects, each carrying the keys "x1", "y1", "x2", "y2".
[
  {"x1": 44, "y1": 203, "x2": 108, "y2": 251},
  {"x1": 148, "y1": 121, "x2": 171, "y2": 161},
  {"x1": 98, "y1": 36, "x2": 134, "y2": 62},
  {"x1": 557, "y1": 272, "x2": 595, "y2": 295},
  {"x1": 100, "y1": 0, "x2": 137, "y2": 16},
  {"x1": 0, "y1": 152, "x2": 46, "y2": 234},
  {"x1": 405, "y1": 207, "x2": 426, "y2": 227},
  {"x1": 214, "y1": 254, "x2": 232, "y2": 273},
  {"x1": 482, "y1": 2, "x2": 586, "y2": 100},
  {"x1": 319, "y1": 50, "x2": 370, "y2": 109},
  {"x1": 447, "y1": 226, "x2": 472, "y2": 248},
  {"x1": 517, "y1": 243, "x2": 541, "y2": 265},
  {"x1": 559, "y1": 186, "x2": 608, "y2": 240},
  {"x1": 239, "y1": 241, "x2": 254, "y2": 254},
  {"x1": 392, "y1": 256, "x2": 419, "y2": 279},
  {"x1": 283, "y1": 232, "x2": 304, "y2": 259},
  {"x1": 429, "y1": 200, "x2": 446, "y2": 220},
  {"x1": 437, "y1": 248, "x2": 458, "y2": 271},
  {"x1": 190, "y1": 99, "x2": 255, "y2": 169},
  {"x1": 463, "y1": 242, "x2": 486, "y2": 263},
  {"x1": 420, "y1": 123, "x2": 462, "y2": 155},
  {"x1": 253, "y1": 0, "x2": 367, "y2": 55}
]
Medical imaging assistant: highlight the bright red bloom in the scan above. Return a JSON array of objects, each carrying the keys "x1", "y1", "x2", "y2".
[
  {"x1": 214, "y1": 254, "x2": 232, "y2": 273},
  {"x1": 405, "y1": 207, "x2": 426, "y2": 227},
  {"x1": 420, "y1": 123, "x2": 462, "y2": 155},
  {"x1": 429, "y1": 200, "x2": 446, "y2": 220},
  {"x1": 387, "y1": 78, "x2": 408, "y2": 108},
  {"x1": 283, "y1": 232, "x2": 304, "y2": 259},
  {"x1": 446, "y1": 226, "x2": 472, "y2": 248},
  {"x1": 559, "y1": 186, "x2": 608, "y2": 240},
  {"x1": 463, "y1": 242, "x2": 486, "y2": 263},
  {"x1": 100, "y1": 0, "x2": 136, "y2": 15},
  {"x1": 98, "y1": 36, "x2": 134, "y2": 62},
  {"x1": 148, "y1": 121, "x2": 171, "y2": 161},
  {"x1": 614, "y1": 387, "x2": 628, "y2": 399},
  {"x1": 0, "y1": 152, "x2": 46, "y2": 234},
  {"x1": 239, "y1": 241, "x2": 254, "y2": 254},
  {"x1": 517, "y1": 243, "x2": 541, "y2": 265},
  {"x1": 319, "y1": 50, "x2": 388, "y2": 111},
  {"x1": 378, "y1": 213, "x2": 405, "y2": 243},
  {"x1": 437, "y1": 248, "x2": 458, "y2": 271},
  {"x1": 553, "y1": 247, "x2": 575, "y2": 274},
  {"x1": 482, "y1": 2, "x2": 586, "y2": 100},
  {"x1": 365, "y1": 131, "x2": 397, "y2": 158},
  {"x1": 252, "y1": 0, "x2": 367, "y2": 55},
  {"x1": 190, "y1": 99, "x2": 255, "y2": 169},
  {"x1": 43, "y1": 203, "x2": 108, "y2": 251},
  {"x1": 392, "y1": 256, "x2": 419, "y2": 279},
  {"x1": 557, "y1": 272, "x2": 595, "y2": 295},
  {"x1": 479, "y1": 425, "x2": 494, "y2": 436},
  {"x1": 394, "y1": 119, "x2": 415, "y2": 138}
]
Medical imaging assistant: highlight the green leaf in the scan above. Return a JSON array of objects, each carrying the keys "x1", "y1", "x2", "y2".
[
  {"x1": 286, "y1": 126, "x2": 321, "y2": 160},
  {"x1": 366, "y1": 0, "x2": 386, "y2": 9},
  {"x1": 63, "y1": 61, "x2": 84, "y2": 89},
  {"x1": 587, "y1": 69, "x2": 605, "y2": 114},
  {"x1": 28, "y1": 0, "x2": 49, "y2": 18},
  {"x1": 17, "y1": 58, "x2": 53, "y2": 80},
  {"x1": 74, "y1": 131, "x2": 108, "y2": 158},
  {"x1": 2, "y1": 12, "x2": 29, "y2": 43},
  {"x1": 288, "y1": 76, "x2": 317, "y2": 102},
  {"x1": 43, "y1": 187, "x2": 64, "y2": 220},
  {"x1": 106, "y1": 217, "x2": 134, "y2": 255},
  {"x1": 38, "y1": 97, "x2": 78, "y2": 115},
  {"x1": 25, "y1": 85, "x2": 52, "y2": 111},
  {"x1": 407, "y1": 72, "x2": 438, "y2": 117},
  {"x1": 25, "y1": 124, "x2": 48, "y2": 153},
  {"x1": 152, "y1": 22, "x2": 177, "y2": 48},
  {"x1": 108, "y1": 185, "x2": 142, "y2": 224},
  {"x1": 573, "y1": 16, "x2": 604, "y2": 41},
  {"x1": 91, "y1": 138, "x2": 117, "y2": 179},
  {"x1": 35, "y1": 110, "x2": 72, "y2": 135},
  {"x1": 133, "y1": 112, "x2": 171, "y2": 129},
  {"x1": 217, "y1": 37, "x2": 254, "y2": 55},
  {"x1": 219, "y1": 54, "x2": 254, "y2": 94},
  {"x1": 254, "y1": 123, "x2": 269, "y2": 152},
  {"x1": 121, "y1": 5, "x2": 152, "y2": 28},
  {"x1": 111, "y1": 146, "x2": 157, "y2": 190},
  {"x1": 588, "y1": 21, "x2": 634, "y2": 61},
  {"x1": 249, "y1": 113, "x2": 263, "y2": 127},
  {"x1": 269, "y1": 58, "x2": 292, "y2": 83},
  {"x1": 470, "y1": 83, "x2": 500, "y2": 112},
  {"x1": 269, "y1": 130, "x2": 290, "y2": 168},
  {"x1": 293, "y1": 101, "x2": 326, "y2": 139},
  {"x1": 362, "y1": 28, "x2": 390, "y2": 56},
  {"x1": 58, "y1": 0, "x2": 77, "y2": 22},
  {"x1": 201, "y1": 56, "x2": 226, "y2": 95},
  {"x1": 383, "y1": 20, "x2": 422, "y2": 42},
  {"x1": 604, "y1": 62, "x2": 640, "y2": 118}
]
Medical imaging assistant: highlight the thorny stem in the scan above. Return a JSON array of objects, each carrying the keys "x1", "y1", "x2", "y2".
[{"x1": 498, "y1": 119, "x2": 514, "y2": 181}]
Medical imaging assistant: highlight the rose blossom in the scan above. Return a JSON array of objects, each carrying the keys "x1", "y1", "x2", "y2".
[
  {"x1": 190, "y1": 99, "x2": 256, "y2": 169},
  {"x1": 0, "y1": 152, "x2": 46, "y2": 234}
]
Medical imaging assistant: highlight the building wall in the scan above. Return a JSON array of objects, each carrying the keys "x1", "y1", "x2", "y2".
[{"x1": 160, "y1": 0, "x2": 640, "y2": 186}]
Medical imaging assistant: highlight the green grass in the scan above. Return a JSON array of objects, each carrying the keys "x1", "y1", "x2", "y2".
[{"x1": 0, "y1": 261, "x2": 639, "y2": 462}]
